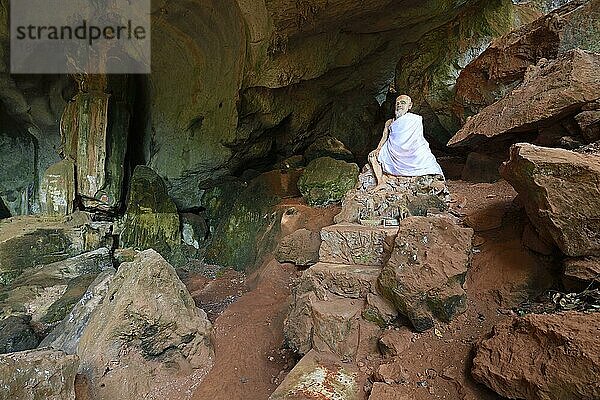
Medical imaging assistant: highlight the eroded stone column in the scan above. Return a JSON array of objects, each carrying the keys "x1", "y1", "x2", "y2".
[{"x1": 61, "y1": 75, "x2": 110, "y2": 209}]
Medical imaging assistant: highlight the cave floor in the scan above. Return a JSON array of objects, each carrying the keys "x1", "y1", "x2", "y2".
[{"x1": 177, "y1": 179, "x2": 556, "y2": 400}]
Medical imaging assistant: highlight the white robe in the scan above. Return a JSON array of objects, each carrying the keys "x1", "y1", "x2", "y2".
[{"x1": 377, "y1": 113, "x2": 444, "y2": 177}]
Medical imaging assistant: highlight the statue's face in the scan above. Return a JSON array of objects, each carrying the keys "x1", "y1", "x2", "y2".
[{"x1": 395, "y1": 95, "x2": 412, "y2": 118}]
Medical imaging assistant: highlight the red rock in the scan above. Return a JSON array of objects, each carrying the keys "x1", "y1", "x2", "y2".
[
  {"x1": 378, "y1": 328, "x2": 414, "y2": 358},
  {"x1": 373, "y1": 362, "x2": 409, "y2": 385},
  {"x1": 575, "y1": 110, "x2": 600, "y2": 142},
  {"x1": 563, "y1": 256, "x2": 600, "y2": 292},
  {"x1": 319, "y1": 223, "x2": 398, "y2": 266},
  {"x1": 269, "y1": 350, "x2": 359, "y2": 400},
  {"x1": 275, "y1": 228, "x2": 321, "y2": 266},
  {"x1": 449, "y1": 49, "x2": 600, "y2": 148},
  {"x1": 454, "y1": 0, "x2": 600, "y2": 122},
  {"x1": 378, "y1": 216, "x2": 473, "y2": 332},
  {"x1": 521, "y1": 223, "x2": 555, "y2": 255},
  {"x1": 472, "y1": 312, "x2": 600, "y2": 400},
  {"x1": 368, "y1": 383, "x2": 413, "y2": 400},
  {"x1": 500, "y1": 143, "x2": 600, "y2": 257}
]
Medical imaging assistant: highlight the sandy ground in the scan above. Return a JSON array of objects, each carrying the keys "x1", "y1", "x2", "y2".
[{"x1": 176, "y1": 180, "x2": 558, "y2": 400}]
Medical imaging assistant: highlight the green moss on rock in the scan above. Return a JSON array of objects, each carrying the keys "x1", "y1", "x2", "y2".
[
  {"x1": 203, "y1": 174, "x2": 282, "y2": 271},
  {"x1": 298, "y1": 157, "x2": 359, "y2": 207},
  {"x1": 120, "y1": 166, "x2": 180, "y2": 260}
]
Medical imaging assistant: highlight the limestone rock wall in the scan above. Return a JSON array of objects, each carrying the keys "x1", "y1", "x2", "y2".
[{"x1": 1, "y1": 0, "x2": 555, "y2": 210}]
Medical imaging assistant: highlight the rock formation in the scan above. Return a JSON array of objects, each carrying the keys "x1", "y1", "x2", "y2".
[
  {"x1": 0, "y1": 315, "x2": 40, "y2": 354},
  {"x1": 269, "y1": 350, "x2": 359, "y2": 400},
  {"x1": 39, "y1": 269, "x2": 115, "y2": 354},
  {"x1": 563, "y1": 257, "x2": 600, "y2": 292},
  {"x1": 448, "y1": 49, "x2": 600, "y2": 149},
  {"x1": 40, "y1": 160, "x2": 76, "y2": 216},
  {"x1": 334, "y1": 166, "x2": 448, "y2": 225},
  {"x1": 298, "y1": 157, "x2": 359, "y2": 207},
  {"x1": 500, "y1": 143, "x2": 600, "y2": 257},
  {"x1": 378, "y1": 216, "x2": 473, "y2": 332},
  {"x1": 275, "y1": 228, "x2": 321, "y2": 267},
  {"x1": 203, "y1": 171, "x2": 283, "y2": 270},
  {"x1": 473, "y1": 312, "x2": 600, "y2": 400},
  {"x1": 0, "y1": 348, "x2": 79, "y2": 400},
  {"x1": 119, "y1": 165, "x2": 181, "y2": 260},
  {"x1": 0, "y1": 248, "x2": 113, "y2": 340},
  {"x1": 0, "y1": 213, "x2": 112, "y2": 285},
  {"x1": 77, "y1": 249, "x2": 214, "y2": 400},
  {"x1": 454, "y1": 0, "x2": 600, "y2": 121}
]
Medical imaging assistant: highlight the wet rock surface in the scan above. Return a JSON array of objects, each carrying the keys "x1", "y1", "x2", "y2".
[
  {"x1": 472, "y1": 312, "x2": 600, "y2": 400},
  {"x1": 500, "y1": 143, "x2": 600, "y2": 257},
  {"x1": 204, "y1": 172, "x2": 282, "y2": 271},
  {"x1": 77, "y1": 249, "x2": 214, "y2": 400},
  {"x1": 0, "y1": 348, "x2": 79, "y2": 400}
]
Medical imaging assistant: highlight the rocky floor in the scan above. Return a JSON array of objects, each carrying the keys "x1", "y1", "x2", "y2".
[{"x1": 169, "y1": 179, "x2": 561, "y2": 400}]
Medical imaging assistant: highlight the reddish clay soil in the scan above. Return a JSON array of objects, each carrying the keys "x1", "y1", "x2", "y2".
[
  {"x1": 180, "y1": 203, "x2": 340, "y2": 400},
  {"x1": 178, "y1": 180, "x2": 559, "y2": 400}
]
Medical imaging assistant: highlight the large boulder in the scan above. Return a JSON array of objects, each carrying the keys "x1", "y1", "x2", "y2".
[
  {"x1": 120, "y1": 165, "x2": 181, "y2": 259},
  {"x1": 0, "y1": 213, "x2": 112, "y2": 285},
  {"x1": 448, "y1": 49, "x2": 600, "y2": 148},
  {"x1": 0, "y1": 348, "x2": 79, "y2": 400},
  {"x1": 472, "y1": 312, "x2": 600, "y2": 400},
  {"x1": 500, "y1": 143, "x2": 600, "y2": 257},
  {"x1": 454, "y1": 0, "x2": 600, "y2": 121},
  {"x1": 39, "y1": 269, "x2": 115, "y2": 354},
  {"x1": 203, "y1": 173, "x2": 282, "y2": 271},
  {"x1": 298, "y1": 157, "x2": 359, "y2": 207},
  {"x1": 0, "y1": 248, "x2": 113, "y2": 336},
  {"x1": 77, "y1": 249, "x2": 214, "y2": 400},
  {"x1": 378, "y1": 216, "x2": 473, "y2": 332},
  {"x1": 393, "y1": 0, "x2": 540, "y2": 146}
]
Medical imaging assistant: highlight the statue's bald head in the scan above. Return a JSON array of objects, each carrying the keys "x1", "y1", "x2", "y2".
[{"x1": 395, "y1": 95, "x2": 412, "y2": 118}]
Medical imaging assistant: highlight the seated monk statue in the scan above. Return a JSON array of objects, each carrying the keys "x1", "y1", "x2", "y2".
[{"x1": 368, "y1": 94, "x2": 444, "y2": 189}]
